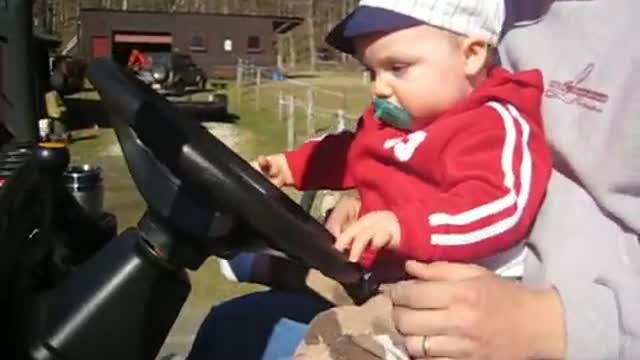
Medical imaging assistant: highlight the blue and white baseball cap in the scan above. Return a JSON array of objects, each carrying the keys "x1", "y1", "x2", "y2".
[{"x1": 326, "y1": 0, "x2": 506, "y2": 54}]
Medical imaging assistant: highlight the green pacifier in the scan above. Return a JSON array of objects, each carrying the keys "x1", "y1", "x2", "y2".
[{"x1": 373, "y1": 97, "x2": 413, "y2": 130}]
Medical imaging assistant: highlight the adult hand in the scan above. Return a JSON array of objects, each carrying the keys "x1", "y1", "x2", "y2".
[
  {"x1": 324, "y1": 195, "x2": 361, "y2": 237},
  {"x1": 250, "y1": 154, "x2": 293, "y2": 188},
  {"x1": 390, "y1": 261, "x2": 566, "y2": 360}
]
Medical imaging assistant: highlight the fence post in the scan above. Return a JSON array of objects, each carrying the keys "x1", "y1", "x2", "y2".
[
  {"x1": 236, "y1": 58, "x2": 243, "y2": 87},
  {"x1": 278, "y1": 90, "x2": 284, "y2": 122},
  {"x1": 340, "y1": 92, "x2": 347, "y2": 109},
  {"x1": 236, "y1": 58, "x2": 244, "y2": 100},
  {"x1": 362, "y1": 70, "x2": 370, "y2": 85},
  {"x1": 337, "y1": 109, "x2": 346, "y2": 132},
  {"x1": 306, "y1": 87, "x2": 314, "y2": 136},
  {"x1": 255, "y1": 67, "x2": 262, "y2": 110},
  {"x1": 287, "y1": 95, "x2": 296, "y2": 150}
]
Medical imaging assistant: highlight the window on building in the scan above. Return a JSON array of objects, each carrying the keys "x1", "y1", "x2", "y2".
[
  {"x1": 247, "y1": 35, "x2": 262, "y2": 53},
  {"x1": 190, "y1": 35, "x2": 207, "y2": 52},
  {"x1": 223, "y1": 38, "x2": 233, "y2": 52}
]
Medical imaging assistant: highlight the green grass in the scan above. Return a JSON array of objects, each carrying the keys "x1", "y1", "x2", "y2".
[
  {"x1": 229, "y1": 87, "x2": 290, "y2": 156},
  {"x1": 235, "y1": 71, "x2": 370, "y2": 151}
]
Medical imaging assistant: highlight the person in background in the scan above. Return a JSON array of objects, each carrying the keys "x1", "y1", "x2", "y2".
[{"x1": 127, "y1": 49, "x2": 150, "y2": 70}]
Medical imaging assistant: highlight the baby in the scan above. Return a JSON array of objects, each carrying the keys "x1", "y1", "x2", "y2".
[{"x1": 254, "y1": 0, "x2": 552, "y2": 277}]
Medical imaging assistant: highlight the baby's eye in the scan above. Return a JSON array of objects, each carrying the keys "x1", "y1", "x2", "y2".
[{"x1": 390, "y1": 64, "x2": 409, "y2": 75}]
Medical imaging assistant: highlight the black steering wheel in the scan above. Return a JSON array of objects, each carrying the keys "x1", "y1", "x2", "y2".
[{"x1": 87, "y1": 59, "x2": 376, "y2": 301}]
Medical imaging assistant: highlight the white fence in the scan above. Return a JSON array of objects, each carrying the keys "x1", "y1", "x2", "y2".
[
  {"x1": 236, "y1": 58, "x2": 361, "y2": 150},
  {"x1": 236, "y1": 58, "x2": 362, "y2": 213},
  {"x1": 277, "y1": 92, "x2": 357, "y2": 150}
]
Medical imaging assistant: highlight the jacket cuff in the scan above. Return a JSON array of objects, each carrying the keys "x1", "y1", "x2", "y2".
[
  {"x1": 390, "y1": 203, "x2": 431, "y2": 261},
  {"x1": 284, "y1": 150, "x2": 306, "y2": 190},
  {"x1": 553, "y1": 276, "x2": 620, "y2": 360}
]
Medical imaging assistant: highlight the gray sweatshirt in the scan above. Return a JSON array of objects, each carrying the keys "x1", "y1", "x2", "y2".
[{"x1": 499, "y1": 1, "x2": 640, "y2": 359}]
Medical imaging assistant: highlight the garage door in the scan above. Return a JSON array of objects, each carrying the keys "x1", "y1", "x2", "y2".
[
  {"x1": 91, "y1": 36, "x2": 110, "y2": 58},
  {"x1": 113, "y1": 34, "x2": 173, "y2": 44}
]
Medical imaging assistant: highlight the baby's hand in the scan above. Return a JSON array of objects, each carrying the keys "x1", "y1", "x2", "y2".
[
  {"x1": 334, "y1": 211, "x2": 401, "y2": 263},
  {"x1": 250, "y1": 154, "x2": 294, "y2": 188}
]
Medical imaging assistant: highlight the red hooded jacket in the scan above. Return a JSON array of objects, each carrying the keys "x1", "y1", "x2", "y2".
[{"x1": 285, "y1": 67, "x2": 552, "y2": 272}]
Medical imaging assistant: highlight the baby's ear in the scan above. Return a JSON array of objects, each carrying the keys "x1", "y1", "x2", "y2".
[{"x1": 461, "y1": 36, "x2": 490, "y2": 77}]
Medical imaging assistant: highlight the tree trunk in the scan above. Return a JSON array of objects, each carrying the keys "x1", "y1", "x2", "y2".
[
  {"x1": 221, "y1": 0, "x2": 229, "y2": 13},
  {"x1": 286, "y1": 1, "x2": 297, "y2": 68},
  {"x1": 60, "y1": 0, "x2": 66, "y2": 24},
  {"x1": 340, "y1": 0, "x2": 349, "y2": 63},
  {"x1": 287, "y1": 33, "x2": 297, "y2": 69},
  {"x1": 327, "y1": 3, "x2": 334, "y2": 34},
  {"x1": 277, "y1": 35, "x2": 284, "y2": 69},
  {"x1": 307, "y1": 0, "x2": 316, "y2": 72},
  {"x1": 76, "y1": 0, "x2": 81, "y2": 24},
  {"x1": 194, "y1": 0, "x2": 205, "y2": 12},
  {"x1": 169, "y1": 0, "x2": 182, "y2": 12},
  {"x1": 274, "y1": 0, "x2": 283, "y2": 69},
  {"x1": 121, "y1": 0, "x2": 128, "y2": 11}
]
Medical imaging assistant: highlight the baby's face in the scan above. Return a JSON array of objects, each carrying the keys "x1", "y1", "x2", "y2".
[{"x1": 355, "y1": 25, "x2": 472, "y2": 123}]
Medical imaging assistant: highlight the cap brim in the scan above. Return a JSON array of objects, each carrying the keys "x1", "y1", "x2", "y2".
[{"x1": 326, "y1": 6, "x2": 424, "y2": 55}]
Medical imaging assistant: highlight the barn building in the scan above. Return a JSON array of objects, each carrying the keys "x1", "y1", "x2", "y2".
[{"x1": 78, "y1": 9, "x2": 303, "y2": 77}]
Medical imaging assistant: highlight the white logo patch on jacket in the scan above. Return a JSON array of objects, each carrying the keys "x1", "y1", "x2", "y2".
[{"x1": 384, "y1": 130, "x2": 427, "y2": 162}]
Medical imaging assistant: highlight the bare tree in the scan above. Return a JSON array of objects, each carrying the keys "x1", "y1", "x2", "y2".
[
  {"x1": 76, "y1": 0, "x2": 81, "y2": 24},
  {"x1": 193, "y1": 0, "x2": 205, "y2": 12},
  {"x1": 340, "y1": 0, "x2": 350, "y2": 63},
  {"x1": 307, "y1": 0, "x2": 316, "y2": 71},
  {"x1": 59, "y1": 0, "x2": 66, "y2": 24},
  {"x1": 326, "y1": 2, "x2": 334, "y2": 33},
  {"x1": 169, "y1": 0, "x2": 184, "y2": 12},
  {"x1": 249, "y1": 0, "x2": 258, "y2": 14},
  {"x1": 276, "y1": 0, "x2": 285, "y2": 69},
  {"x1": 286, "y1": 0, "x2": 297, "y2": 68}
]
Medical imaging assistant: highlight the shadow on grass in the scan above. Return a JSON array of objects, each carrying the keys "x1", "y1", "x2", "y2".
[
  {"x1": 285, "y1": 73, "x2": 320, "y2": 80},
  {"x1": 69, "y1": 132, "x2": 99, "y2": 145}
]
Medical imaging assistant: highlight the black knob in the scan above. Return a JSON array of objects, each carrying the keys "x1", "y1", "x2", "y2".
[{"x1": 36, "y1": 144, "x2": 70, "y2": 176}]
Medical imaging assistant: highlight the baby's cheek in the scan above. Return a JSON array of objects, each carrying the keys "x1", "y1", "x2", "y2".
[{"x1": 403, "y1": 94, "x2": 440, "y2": 120}]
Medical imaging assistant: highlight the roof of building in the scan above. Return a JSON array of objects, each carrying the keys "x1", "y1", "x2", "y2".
[{"x1": 80, "y1": 8, "x2": 304, "y2": 34}]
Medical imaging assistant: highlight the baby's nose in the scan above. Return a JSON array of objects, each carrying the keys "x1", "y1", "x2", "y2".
[{"x1": 371, "y1": 79, "x2": 393, "y2": 98}]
